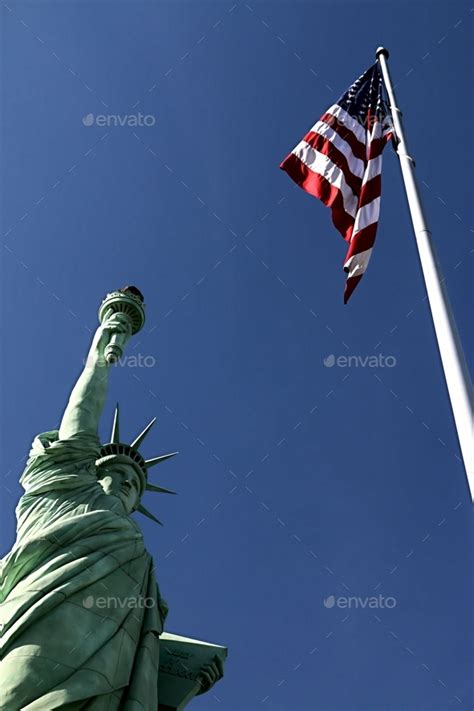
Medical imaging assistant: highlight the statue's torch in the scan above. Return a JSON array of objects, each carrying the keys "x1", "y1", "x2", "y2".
[{"x1": 98, "y1": 286, "x2": 146, "y2": 364}]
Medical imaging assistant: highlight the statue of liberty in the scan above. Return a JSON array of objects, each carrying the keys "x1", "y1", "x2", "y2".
[{"x1": 0, "y1": 287, "x2": 224, "y2": 710}]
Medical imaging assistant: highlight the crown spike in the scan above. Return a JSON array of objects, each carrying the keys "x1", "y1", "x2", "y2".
[
  {"x1": 145, "y1": 452, "x2": 178, "y2": 469},
  {"x1": 111, "y1": 403, "x2": 120, "y2": 444},
  {"x1": 137, "y1": 503, "x2": 163, "y2": 526},
  {"x1": 145, "y1": 483, "x2": 177, "y2": 495},
  {"x1": 130, "y1": 417, "x2": 157, "y2": 449}
]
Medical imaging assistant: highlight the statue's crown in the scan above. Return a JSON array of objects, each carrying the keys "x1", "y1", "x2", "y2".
[{"x1": 95, "y1": 403, "x2": 177, "y2": 525}]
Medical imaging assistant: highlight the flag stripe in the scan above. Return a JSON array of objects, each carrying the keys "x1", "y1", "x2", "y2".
[
  {"x1": 290, "y1": 143, "x2": 358, "y2": 218},
  {"x1": 345, "y1": 223, "x2": 379, "y2": 262},
  {"x1": 307, "y1": 123, "x2": 366, "y2": 178},
  {"x1": 280, "y1": 62, "x2": 392, "y2": 301},
  {"x1": 352, "y1": 196, "x2": 380, "y2": 235},
  {"x1": 344, "y1": 247, "x2": 373, "y2": 276},
  {"x1": 325, "y1": 104, "x2": 368, "y2": 145},
  {"x1": 281, "y1": 153, "x2": 355, "y2": 240},
  {"x1": 343, "y1": 274, "x2": 363, "y2": 304},
  {"x1": 319, "y1": 112, "x2": 368, "y2": 163},
  {"x1": 303, "y1": 132, "x2": 364, "y2": 194},
  {"x1": 358, "y1": 175, "x2": 382, "y2": 208}
]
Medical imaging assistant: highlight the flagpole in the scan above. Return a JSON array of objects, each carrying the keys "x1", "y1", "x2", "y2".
[{"x1": 375, "y1": 47, "x2": 473, "y2": 499}]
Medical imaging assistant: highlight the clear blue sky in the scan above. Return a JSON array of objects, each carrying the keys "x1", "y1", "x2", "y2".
[{"x1": 1, "y1": 1, "x2": 472, "y2": 710}]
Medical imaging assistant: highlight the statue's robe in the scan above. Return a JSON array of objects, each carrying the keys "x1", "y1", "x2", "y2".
[{"x1": 0, "y1": 430, "x2": 168, "y2": 710}]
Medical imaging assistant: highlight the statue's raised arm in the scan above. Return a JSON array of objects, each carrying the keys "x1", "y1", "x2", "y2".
[{"x1": 58, "y1": 312, "x2": 132, "y2": 440}]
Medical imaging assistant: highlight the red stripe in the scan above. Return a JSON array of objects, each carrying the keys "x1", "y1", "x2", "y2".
[
  {"x1": 304, "y1": 131, "x2": 362, "y2": 196},
  {"x1": 343, "y1": 274, "x2": 362, "y2": 304},
  {"x1": 344, "y1": 223, "x2": 378, "y2": 265},
  {"x1": 319, "y1": 112, "x2": 367, "y2": 163},
  {"x1": 358, "y1": 174, "x2": 381, "y2": 209},
  {"x1": 280, "y1": 154, "x2": 354, "y2": 241},
  {"x1": 368, "y1": 132, "x2": 392, "y2": 161},
  {"x1": 281, "y1": 104, "x2": 392, "y2": 304},
  {"x1": 316, "y1": 114, "x2": 391, "y2": 164},
  {"x1": 340, "y1": 127, "x2": 389, "y2": 302}
]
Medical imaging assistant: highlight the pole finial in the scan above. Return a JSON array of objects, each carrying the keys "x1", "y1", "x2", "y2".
[{"x1": 376, "y1": 46, "x2": 390, "y2": 60}]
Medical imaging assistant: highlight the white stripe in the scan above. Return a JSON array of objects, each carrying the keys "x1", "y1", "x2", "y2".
[
  {"x1": 292, "y1": 141, "x2": 358, "y2": 217},
  {"x1": 368, "y1": 119, "x2": 392, "y2": 143},
  {"x1": 311, "y1": 120, "x2": 365, "y2": 179},
  {"x1": 352, "y1": 197, "x2": 380, "y2": 235},
  {"x1": 344, "y1": 248, "x2": 373, "y2": 277},
  {"x1": 362, "y1": 155, "x2": 382, "y2": 185},
  {"x1": 325, "y1": 104, "x2": 367, "y2": 145},
  {"x1": 381, "y1": 114, "x2": 394, "y2": 138},
  {"x1": 323, "y1": 103, "x2": 392, "y2": 147},
  {"x1": 368, "y1": 121, "x2": 384, "y2": 141}
]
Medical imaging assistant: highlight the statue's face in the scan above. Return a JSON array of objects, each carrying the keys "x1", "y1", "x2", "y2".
[{"x1": 97, "y1": 463, "x2": 141, "y2": 514}]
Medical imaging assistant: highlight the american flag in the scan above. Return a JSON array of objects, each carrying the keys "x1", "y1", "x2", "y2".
[{"x1": 280, "y1": 63, "x2": 394, "y2": 302}]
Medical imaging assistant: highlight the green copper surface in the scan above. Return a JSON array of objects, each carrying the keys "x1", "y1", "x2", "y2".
[{"x1": 0, "y1": 295, "x2": 224, "y2": 709}]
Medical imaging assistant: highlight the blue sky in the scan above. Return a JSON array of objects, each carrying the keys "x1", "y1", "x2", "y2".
[{"x1": 1, "y1": 1, "x2": 472, "y2": 710}]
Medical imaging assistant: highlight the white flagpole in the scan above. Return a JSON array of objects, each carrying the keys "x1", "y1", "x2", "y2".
[{"x1": 375, "y1": 47, "x2": 473, "y2": 499}]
